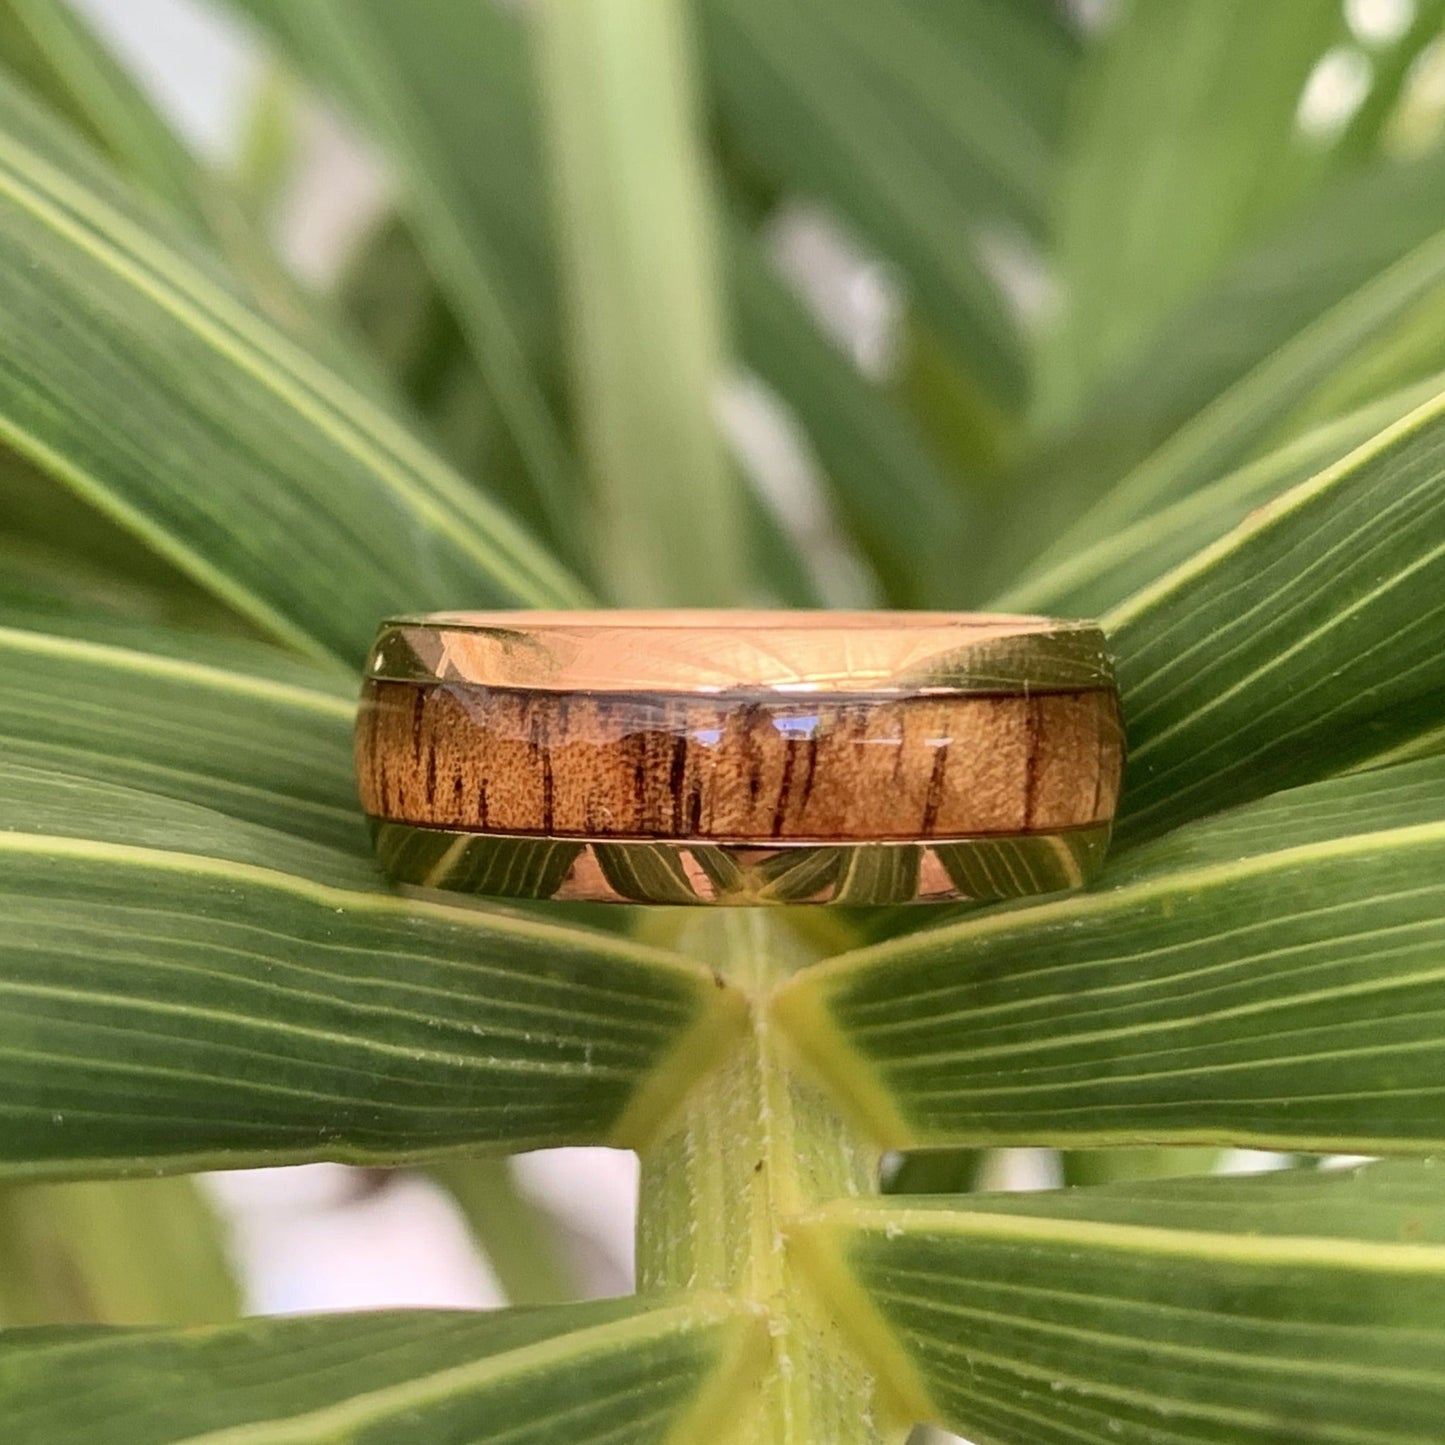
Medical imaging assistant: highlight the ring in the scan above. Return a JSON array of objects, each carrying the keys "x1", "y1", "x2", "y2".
[{"x1": 355, "y1": 610, "x2": 1123, "y2": 906}]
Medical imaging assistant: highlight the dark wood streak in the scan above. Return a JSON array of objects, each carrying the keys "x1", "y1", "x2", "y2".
[
  {"x1": 794, "y1": 735, "x2": 819, "y2": 816},
  {"x1": 920, "y1": 740, "x2": 950, "y2": 834},
  {"x1": 540, "y1": 748, "x2": 555, "y2": 833},
  {"x1": 410, "y1": 685, "x2": 426, "y2": 761},
  {"x1": 745, "y1": 704, "x2": 763, "y2": 802},
  {"x1": 669, "y1": 732, "x2": 689, "y2": 834},
  {"x1": 773, "y1": 741, "x2": 799, "y2": 838}
]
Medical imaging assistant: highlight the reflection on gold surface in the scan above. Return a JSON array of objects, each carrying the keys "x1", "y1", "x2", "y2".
[
  {"x1": 369, "y1": 820, "x2": 1114, "y2": 907},
  {"x1": 368, "y1": 609, "x2": 1114, "y2": 694}
]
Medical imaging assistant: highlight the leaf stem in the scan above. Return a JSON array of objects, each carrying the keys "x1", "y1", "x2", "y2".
[{"x1": 636, "y1": 912, "x2": 911, "y2": 1444}]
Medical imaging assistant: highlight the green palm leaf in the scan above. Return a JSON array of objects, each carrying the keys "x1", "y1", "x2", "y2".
[
  {"x1": 534, "y1": 0, "x2": 743, "y2": 604},
  {"x1": 985, "y1": 150, "x2": 1445, "y2": 596},
  {"x1": 1000, "y1": 370, "x2": 1444, "y2": 616},
  {"x1": 3, "y1": 4, "x2": 1445, "y2": 1440},
  {"x1": 231, "y1": 0, "x2": 581, "y2": 558},
  {"x1": 1039, "y1": 0, "x2": 1345, "y2": 420},
  {"x1": 0, "y1": 0, "x2": 373, "y2": 400},
  {"x1": 775, "y1": 758, "x2": 1445, "y2": 1152},
  {"x1": 233, "y1": 0, "x2": 966, "y2": 609},
  {"x1": 0, "y1": 816, "x2": 739, "y2": 1178},
  {"x1": 0, "y1": 1176, "x2": 237, "y2": 1328},
  {"x1": 0, "y1": 623, "x2": 358, "y2": 851},
  {"x1": 702, "y1": 0, "x2": 1030, "y2": 414},
  {"x1": 0, "y1": 0, "x2": 209, "y2": 230},
  {"x1": 0, "y1": 71, "x2": 583, "y2": 664},
  {"x1": 1110, "y1": 387, "x2": 1445, "y2": 842},
  {"x1": 793, "y1": 1161, "x2": 1445, "y2": 1444},
  {"x1": 0, "y1": 1293, "x2": 762, "y2": 1445}
]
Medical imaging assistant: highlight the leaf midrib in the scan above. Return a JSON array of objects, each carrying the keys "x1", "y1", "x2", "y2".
[
  {"x1": 0, "y1": 626, "x2": 355, "y2": 713},
  {"x1": 801, "y1": 1201, "x2": 1445, "y2": 1275},
  {"x1": 0, "y1": 829, "x2": 714, "y2": 975}
]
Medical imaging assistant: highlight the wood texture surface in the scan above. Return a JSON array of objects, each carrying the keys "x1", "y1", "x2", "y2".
[{"x1": 356, "y1": 682, "x2": 1123, "y2": 842}]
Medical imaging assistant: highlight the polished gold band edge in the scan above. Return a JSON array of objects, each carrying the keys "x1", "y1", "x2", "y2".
[
  {"x1": 366, "y1": 620, "x2": 1116, "y2": 694},
  {"x1": 367, "y1": 818, "x2": 1113, "y2": 907}
]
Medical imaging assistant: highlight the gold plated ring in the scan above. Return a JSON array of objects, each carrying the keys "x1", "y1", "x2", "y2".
[{"x1": 355, "y1": 610, "x2": 1124, "y2": 906}]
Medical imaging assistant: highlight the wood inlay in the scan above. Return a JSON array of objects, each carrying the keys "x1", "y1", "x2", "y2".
[{"x1": 356, "y1": 681, "x2": 1124, "y2": 842}]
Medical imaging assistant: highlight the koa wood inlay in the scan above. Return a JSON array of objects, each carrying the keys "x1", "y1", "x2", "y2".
[{"x1": 356, "y1": 682, "x2": 1121, "y2": 842}]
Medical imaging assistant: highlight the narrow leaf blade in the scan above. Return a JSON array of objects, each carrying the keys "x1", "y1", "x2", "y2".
[
  {"x1": 0, "y1": 71, "x2": 583, "y2": 664},
  {"x1": 535, "y1": 0, "x2": 743, "y2": 604},
  {"x1": 0, "y1": 835, "x2": 740, "y2": 1178},
  {"x1": 775, "y1": 759, "x2": 1445, "y2": 1154},
  {"x1": 702, "y1": 0, "x2": 1030, "y2": 412},
  {"x1": 794, "y1": 1161, "x2": 1445, "y2": 1445},
  {"x1": 0, "y1": 623, "x2": 362, "y2": 854},
  {"x1": 1039, "y1": 0, "x2": 1343, "y2": 420},
  {"x1": 1107, "y1": 386, "x2": 1445, "y2": 844},
  {"x1": 0, "y1": 1293, "x2": 762, "y2": 1445},
  {"x1": 231, "y1": 0, "x2": 582, "y2": 558},
  {"x1": 0, "y1": 1175, "x2": 237, "y2": 1327},
  {"x1": 998, "y1": 370, "x2": 1445, "y2": 617},
  {"x1": 987, "y1": 151, "x2": 1445, "y2": 598}
]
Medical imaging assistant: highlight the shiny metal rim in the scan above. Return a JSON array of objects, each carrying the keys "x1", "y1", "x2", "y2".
[
  {"x1": 365, "y1": 609, "x2": 1116, "y2": 695},
  {"x1": 367, "y1": 818, "x2": 1114, "y2": 907}
]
